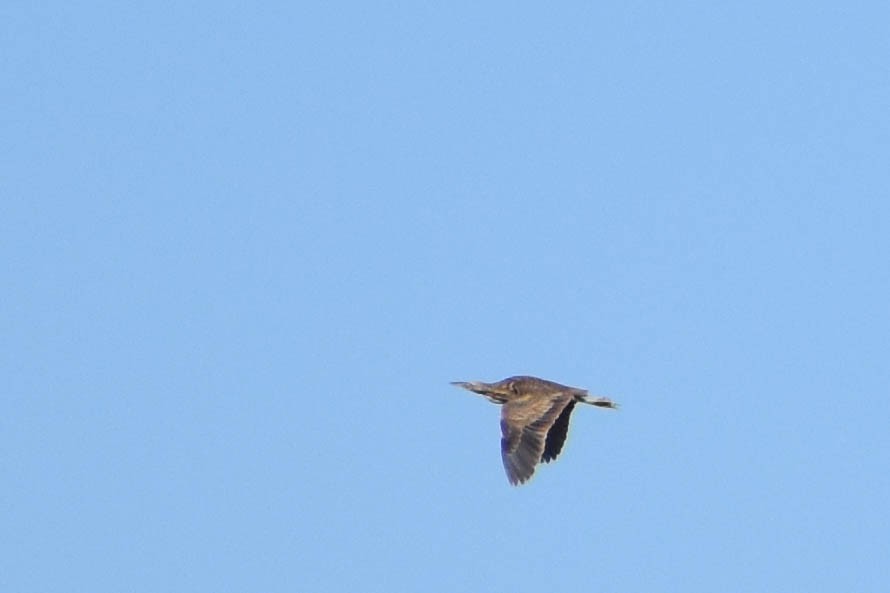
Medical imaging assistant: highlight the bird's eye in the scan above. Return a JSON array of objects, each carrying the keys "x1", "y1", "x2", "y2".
[{"x1": 509, "y1": 382, "x2": 519, "y2": 394}]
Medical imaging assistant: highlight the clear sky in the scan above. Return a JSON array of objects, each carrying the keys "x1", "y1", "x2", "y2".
[{"x1": 4, "y1": 2, "x2": 890, "y2": 592}]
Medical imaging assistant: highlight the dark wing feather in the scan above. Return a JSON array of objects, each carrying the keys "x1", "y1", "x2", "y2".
[
  {"x1": 500, "y1": 392, "x2": 574, "y2": 485},
  {"x1": 542, "y1": 400, "x2": 576, "y2": 463}
]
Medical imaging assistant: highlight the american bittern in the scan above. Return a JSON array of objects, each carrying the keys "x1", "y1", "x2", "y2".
[{"x1": 451, "y1": 375, "x2": 617, "y2": 485}]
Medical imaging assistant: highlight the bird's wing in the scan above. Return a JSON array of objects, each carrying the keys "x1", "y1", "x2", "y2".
[
  {"x1": 542, "y1": 399, "x2": 576, "y2": 463},
  {"x1": 500, "y1": 392, "x2": 575, "y2": 485}
]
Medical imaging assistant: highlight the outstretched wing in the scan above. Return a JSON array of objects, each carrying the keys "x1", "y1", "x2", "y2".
[
  {"x1": 500, "y1": 392, "x2": 575, "y2": 485},
  {"x1": 542, "y1": 400, "x2": 576, "y2": 463}
]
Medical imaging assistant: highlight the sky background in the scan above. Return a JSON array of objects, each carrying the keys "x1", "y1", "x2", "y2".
[{"x1": 3, "y1": 2, "x2": 890, "y2": 592}]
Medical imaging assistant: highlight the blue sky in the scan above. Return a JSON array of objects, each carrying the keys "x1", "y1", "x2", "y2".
[{"x1": 4, "y1": 2, "x2": 890, "y2": 591}]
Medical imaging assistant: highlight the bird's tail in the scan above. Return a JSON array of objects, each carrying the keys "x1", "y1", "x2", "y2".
[{"x1": 580, "y1": 395, "x2": 619, "y2": 409}]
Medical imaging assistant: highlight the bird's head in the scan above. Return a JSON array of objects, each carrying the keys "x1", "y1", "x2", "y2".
[{"x1": 450, "y1": 379, "x2": 515, "y2": 404}]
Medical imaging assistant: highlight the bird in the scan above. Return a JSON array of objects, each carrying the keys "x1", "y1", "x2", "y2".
[{"x1": 450, "y1": 375, "x2": 617, "y2": 485}]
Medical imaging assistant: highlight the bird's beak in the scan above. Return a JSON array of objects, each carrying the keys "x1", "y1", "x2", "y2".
[{"x1": 450, "y1": 381, "x2": 485, "y2": 394}]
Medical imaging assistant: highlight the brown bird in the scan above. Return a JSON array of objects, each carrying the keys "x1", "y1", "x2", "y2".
[{"x1": 451, "y1": 375, "x2": 617, "y2": 485}]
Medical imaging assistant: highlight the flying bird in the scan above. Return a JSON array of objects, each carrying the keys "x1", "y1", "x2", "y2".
[{"x1": 451, "y1": 375, "x2": 617, "y2": 485}]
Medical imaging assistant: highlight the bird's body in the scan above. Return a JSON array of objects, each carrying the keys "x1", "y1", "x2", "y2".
[{"x1": 451, "y1": 375, "x2": 617, "y2": 485}]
